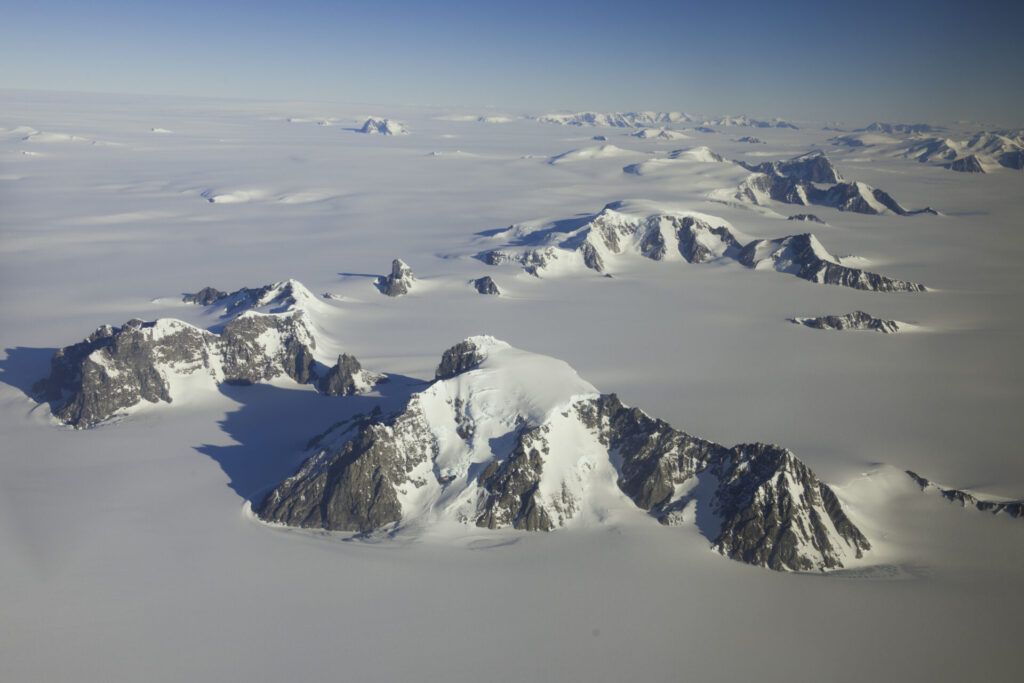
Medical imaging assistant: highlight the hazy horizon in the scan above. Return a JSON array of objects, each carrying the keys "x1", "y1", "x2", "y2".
[{"x1": 3, "y1": 0, "x2": 1022, "y2": 126}]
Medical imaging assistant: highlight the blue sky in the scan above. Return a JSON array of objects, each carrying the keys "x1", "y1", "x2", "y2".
[{"x1": 2, "y1": 0, "x2": 1021, "y2": 125}]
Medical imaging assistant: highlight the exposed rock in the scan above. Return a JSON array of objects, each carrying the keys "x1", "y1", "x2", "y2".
[
  {"x1": 859, "y1": 122, "x2": 939, "y2": 135},
  {"x1": 357, "y1": 117, "x2": 408, "y2": 135},
  {"x1": 738, "y1": 234, "x2": 927, "y2": 292},
  {"x1": 34, "y1": 312, "x2": 317, "y2": 428},
  {"x1": 318, "y1": 354, "x2": 371, "y2": 396},
  {"x1": 736, "y1": 136, "x2": 765, "y2": 144},
  {"x1": 535, "y1": 111, "x2": 690, "y2": 128},
  {"x1": 376, "y1": 259, "x2": 415, "y2": 297},
  {"x1": 472, "y1": 276, "x2": 500, "y2": 295},
  {"x1": 788, "y1": 311, "x2": 904, "y2": 333},
  {"x1": 906, "y1": 471, "x2": 1023, "y2": 518},
  {"x1": 182, "y1": 286, "x2": 228, "y2": 305},
  {"x1": 999, "y1": 150, "x2": 1024, "y2": 170},
  {"x1": 256, "y1": 338, "x2": 871, "y2": 571},
  {"x1": 435, "y1": 339, "x2": 486, "y2": 380},
  {"x1": 738, "y1": 150, "x2": 843, "y2": 183},
  {"x1": 729, "y1": 172, "x2": 936, "y2": 216},
  {"x1": 945, "y1": 155, "x2": 986, "y2": 173},
  {"x1": 695, "y1": 126, "x2": 718, "y2": 133},
  {"x1": 787, "y1": 213, "x2": 825, "y2": 223}
]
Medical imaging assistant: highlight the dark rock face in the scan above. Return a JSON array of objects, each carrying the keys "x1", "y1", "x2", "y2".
[
  {"x1": 475, "y1": 426, "x2": 556, "y2": 531},
  {"x1": 577, "y1": 394, "x2": 871, "y2": 571},
  {"x1": 35, "y1": 313, "x2": 318, "y2": 428},
  {"x1": 736, "y1": 171, "x2": 936, "y2": 216},
  {"x1": 318, "y1": 354, "x2": 365, "y2": 396},
  {"x1": 943, "y1": 154, "x2": 979, "y2": 172},
  {"x1": 998, "y1": 150, "x2": 1024, "y2": 170},
  {"x1": 695, "y1": 126, "x2": 717, "y2": 133},
  {"x1": 676, "y1": 217, "x2": 742, "y2": 263},
  {"x1": 182, "y1": 287, "x2": 228, "y2": 305},
  {"x1": 788, "y1": 213, "x2": 825, "y2": 223},
  {"x1": 789, "y1": 311, "x2": 902, "y2": 333},
  {"x1": 737, "y1": 234, "x2": 928, "y2": 293},
  {"x1": 736, "y1": 136, "x2": 764, "y2": 144},
  {"x1": 859, "y1": 122, "x2": 938, "y2": 135},
  {"x1": 906, "y1": 471, "x2": 1023, "y2": 518},
  {"x1": 945, "y1": 155, "x2": 986, "y2": 173},
  {"x1": 739, "y1": 151, "x2": 842, "y2": 183},
  {"x1": 435, "y1": 340, "x2": 485, "y2": 380},
  {"x1": 376, "y1": 259, "x2": 415, "y2": 297},
  {"x1": 257, "y1": 403, "x2": 436, "y2": 532},
  {"x1": 472, "y1": 276, "x2": 500, "y2": 295}
]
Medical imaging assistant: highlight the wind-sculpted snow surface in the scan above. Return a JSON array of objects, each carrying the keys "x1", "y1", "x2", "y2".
[
  {"x1": 476, "y1": 203, "x2": 926, "y2": 291},
  {"x1": 257, "y1": 337, "x2": 871, "y2": 571}
]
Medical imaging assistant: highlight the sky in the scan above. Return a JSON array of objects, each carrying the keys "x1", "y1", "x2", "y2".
[{"x1": 2, "y1": 0, "x2": 1022, "y2": 125}]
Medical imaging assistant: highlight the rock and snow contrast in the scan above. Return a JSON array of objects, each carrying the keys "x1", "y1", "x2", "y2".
[
  {"x1": 724, "y1": 151, "x2": 937, "y2": 216},
  {"x1": 536, "y1": 111, "x2": 690, "y2": 127},
  {"x1": 357, "y1": 117, "x2": 409, "y2": 135},
  {"x1": 788, "y1": 311, "x2": 907, "y2": 334},
  {"x1": 476, "y1": 203, "x2": 926, "y2": 291},
  {"x1": 376, "y1": 259, "x2": 416, "y2": 296},
  {"x1": 33, "y1": 314, "x2": 318, "y2": 428},
  {"x1": 471, "y1": 276, "x2": 500, "y2": 295},
  {"x1": 256, "y1": 336, "x2": 871, "y2": 571},
  {"x1": 701, "y1": 115, "x2": 798, "y2": 129},
  {"x1": 906, "y1": 472, "x2": 1023, "y2": 518},
  {"x1": 902, "y1": 131, "x2": 1024, "y2": 173},
  {"x1": 631, "y1": 127, "x2": 691, "y2": 141}
]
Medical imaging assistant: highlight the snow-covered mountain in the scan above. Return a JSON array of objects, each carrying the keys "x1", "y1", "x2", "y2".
[
  {"x1": 475, "y1": 202, "x2": 926, "y2": 291},
  {"x1": 701, "y1": 115, "x2": 798, "y2": 129},
  {"x1": 723, "y1": 152, "x2": 936, "y2": 216},
  {"x1": 357, "y1": 117, "x2": 409, "y2": 135},
  {"x1": 35, "y1": 279, "x2": 378, "y2": 427},
  {"x1": 902, "y1": 131, "x2": 1023, "y2": 173},
  {"x1": 857, "y1": 122, "x2": 940, "y2": 135},
  {"x1": 622, "y1": 146, "x2": 724, "y2": 174},
  {"x1": 737, "y1": 234, "x2": 927, "y2": 292},
  {"x1": 788, "y1": 311, "x2": 907, "y2": 333},
  {"x1": 256, "y1": 336, "x2": 872, "y2": 571},
  {"x1": 630, "y1": 127, "x2": 691, "y2": 141},
  {"x1": 548, "y1": 144, "x2": 642, "y2": 164},
  {"x1": 536, "y1": 111, "x2": 690, "y2": 128},
  {"x1": 737, "y1": 150, "x2": 843, "y2": 183}
]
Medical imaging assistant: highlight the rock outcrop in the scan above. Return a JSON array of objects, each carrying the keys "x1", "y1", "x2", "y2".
[
  {"x1": 788, "y1": 311, "x2": 905, "y2": 333},
  {"x1": 376, "y1": 259, "x2": 415, "y2": 297},
  {"x1": 34, "y1": 313, "x2": 318, "y2": 428},
  {"x1": 906, "y1": 471, "x2": 1023, "y2": 518},
  {"x1": 255, "y1": 337, "x2": 871, "y2": 572},
  {"x1": 471, "y1": 276, "x2": 500, "y2": 295}
]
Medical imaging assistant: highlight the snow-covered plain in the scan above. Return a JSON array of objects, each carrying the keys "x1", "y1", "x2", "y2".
[{"x1": 1, "y1": 90, "x2": 1022, "y2": 681}]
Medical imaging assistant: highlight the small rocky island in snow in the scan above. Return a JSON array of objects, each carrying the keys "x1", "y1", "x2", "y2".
[
  {"x1": 357, "y1": 117, "x2": 409, "y2": 135},
  {"x1": 256, "y1": 336, "x2": 872, "y2": 572},
  {"x1": 788, "y1": 311, "x2": 906, "y2": 333},
  {"x1": 471, "y1": 276, "x2": 500, "y2": 295},
  {"x1": 376, "y1": 259, "x2": 416, "y2": 296}
]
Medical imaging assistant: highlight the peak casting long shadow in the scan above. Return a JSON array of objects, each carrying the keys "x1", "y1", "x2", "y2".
[
  {"x1": 195, "y1": 373, "x2": 425, "y2": 505},
  {"x1": 0, "y1": 346, "x2": 59, "y2": 399}
]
